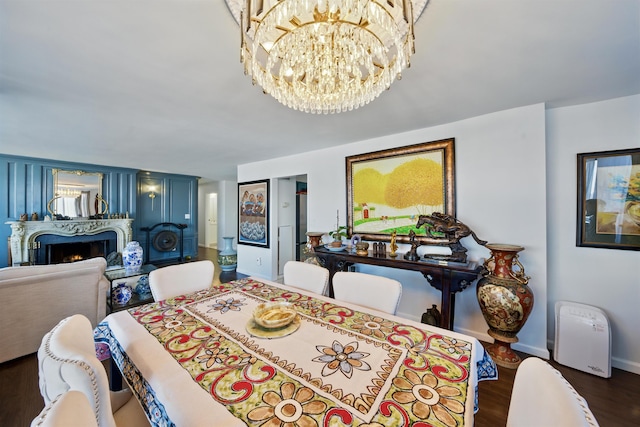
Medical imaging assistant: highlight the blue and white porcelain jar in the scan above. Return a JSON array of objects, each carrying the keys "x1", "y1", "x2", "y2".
[
  {"x1": 112, "y1": 282, "x2": 133, "y2": 305},
  {"x1": 122, "y1": 241, "x2": 143, "y2": 273},
  {"x1": 134, "y1": 275, "x2": 151, "y2": 296}
]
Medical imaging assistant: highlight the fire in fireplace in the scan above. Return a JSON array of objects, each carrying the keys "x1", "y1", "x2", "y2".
[
  {"x1": 35, "y1": 231, "x2": 117, "y2": 265},
  {"x1": 47, "y1": 241, "x2": 110, "y2": 264}
]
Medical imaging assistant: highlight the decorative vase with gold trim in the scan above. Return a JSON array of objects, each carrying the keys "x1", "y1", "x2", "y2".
[{"x1": 476, "y1": 243, "x2": 533, "y2": 369}]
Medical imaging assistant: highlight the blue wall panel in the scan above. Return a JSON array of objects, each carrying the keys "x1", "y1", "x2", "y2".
[
  {"x1": 134, "y1": 172, "x2": 198, "y2": 264},
  {"x1": 0, "y1": 154, "x2": 198, "y2": 267}
]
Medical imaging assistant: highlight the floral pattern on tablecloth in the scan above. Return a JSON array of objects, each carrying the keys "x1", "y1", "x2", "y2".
[
  {"x1": 140, "y1": 290, "x2": 404, "y2": 422},
  {"x1": 100, "y1": 278, "x2": 496, "y2": 427}
]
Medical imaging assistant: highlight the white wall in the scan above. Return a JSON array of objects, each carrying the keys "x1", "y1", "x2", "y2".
[
  {"x1": 234, "y1": 96, "x2": 640, "y2": 373},
  {"x1": 238, "y1": 103, "x2": 549, "y2": 359},
  {"x1": 276, "y1": 178, "x2": 297, "y2": 276},
  {"x1": 546, "y1": 94, "x2": 640, "y2": 373},
  {"x1": 217, "y1": 180, "x2": 238, "y2": 249},
  {"x1": 197, "y1": 180, "x2": 219, "y2": 246}
]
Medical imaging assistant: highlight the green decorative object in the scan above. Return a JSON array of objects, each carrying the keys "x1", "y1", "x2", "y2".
[{"x1": 218, "y1": 236, "x2": 237, "y2": 272}]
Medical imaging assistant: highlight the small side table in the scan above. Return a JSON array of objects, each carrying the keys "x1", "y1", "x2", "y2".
[{"x1": 105, "y1": 265, "x2": 157, "y2": 313}]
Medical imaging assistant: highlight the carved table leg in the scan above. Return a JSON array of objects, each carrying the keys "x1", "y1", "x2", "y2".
[
  {"x1": 440, "y1": 277, "x2": 454, "y2": 330},
  {"x1": 316, "y1": 255, "x2": 352, "y2": 298}
]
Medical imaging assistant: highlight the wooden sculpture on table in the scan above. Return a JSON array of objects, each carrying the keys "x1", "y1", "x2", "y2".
[
  {"x1": 389, "y1": 230, "x2": 398, "y2": 257},
  {"x1": 404, "y1": 230, "x2": 421, "y2": 261},
  {"x1": 415, "y1": 212, "x2": 487, "y2": 263}
]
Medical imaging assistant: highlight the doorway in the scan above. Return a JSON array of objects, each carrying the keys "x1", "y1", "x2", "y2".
[
  {"x1": 205, "y1": 193, "x2": 218, "y2": 249},
  {"x1": 295, "y1": 181, "x2": 307, "y2": 261},
  {"x1": 276, "y1": 175, "x2": 307, "y2": 276}
]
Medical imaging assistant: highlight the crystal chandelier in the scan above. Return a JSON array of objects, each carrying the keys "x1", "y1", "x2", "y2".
[
  {"x1": 58, "y1": 187, "x2": 82, "y2": 197},
  {"x1": 225, "y1": 1, "x2": 428, "y2": 114}
]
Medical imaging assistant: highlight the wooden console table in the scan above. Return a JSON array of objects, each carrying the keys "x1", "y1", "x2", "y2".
[{"x1": 314, "y1": 246, "x2": 482, "y2": 330}]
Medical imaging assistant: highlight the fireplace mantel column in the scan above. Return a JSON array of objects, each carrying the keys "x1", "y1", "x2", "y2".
[
  {"x1": 8, "y1": 222, "x2": 26, "y2": 266},
  {"x1": 6, "y1": 219, "x2": 134, "y2": 265}
]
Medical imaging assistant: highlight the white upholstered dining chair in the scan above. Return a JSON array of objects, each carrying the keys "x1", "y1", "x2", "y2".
[
  {"x1": 283, "y1": 261, "x2": 330, "y2": 295},
  {"x1": 332, "y1": 271, "x2": 402, "y2": 315},
  {"x1": 31, "y1": 390, "x2": 98, "y2": 427},
  {"x1": 507, "y1": 357, "x2": 599, "y2": 427},
  {"x1": 37, "y1": 314, "x2": 150, "y2": 427},
  {"x1": 148, "y1": 260, "x2": 215, "y2": 301}
]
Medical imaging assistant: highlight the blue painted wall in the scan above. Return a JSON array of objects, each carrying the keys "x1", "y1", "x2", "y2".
[
  {"x1": 0, "y1": 154, "x2": 198, "y2": 267},
  {"x1": 135, "y1": 171, "x2": 198, "y2": 263}
]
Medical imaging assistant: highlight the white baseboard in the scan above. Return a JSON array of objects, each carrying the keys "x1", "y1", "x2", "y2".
[
  {"x1": 611, "y1": 357, "x2": 640, "y2": 375},
  {"x1": 547, "y1": 338, "x2": 640, "y2": 375}
]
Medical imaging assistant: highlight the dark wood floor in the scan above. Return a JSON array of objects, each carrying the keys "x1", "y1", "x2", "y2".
[
  {"x1": 1, "y1": 247, "x2": 638, "y2": 426},
  {"x1": 475, "y1": 356, "x2": 640, "y2": 427}
]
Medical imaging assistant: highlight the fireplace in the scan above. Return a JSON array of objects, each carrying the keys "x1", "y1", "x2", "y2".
[
  {"x1": 37, "y1": 231, "x2": 117, "y2": 265},
  {"x1": 48, "y1": 241, "x2": 108, "y2": 264},
  {"x1": 6, "y1": 219, "x2": 133, "y2": 266}
]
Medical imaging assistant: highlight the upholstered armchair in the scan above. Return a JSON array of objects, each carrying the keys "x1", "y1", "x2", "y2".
[
  {"x1": 30, "y1": 390, "x2": 97, "y2": 427},
  {"x1": 37, "y1": 314, "x2": 149, "y2": 427},
  {"x1": 283, "y1": 260, "x2": 330, "y2": 295},
  {"x1": 0, "y1": 257, "x2": 109, "y2": 363},
  {"x1": 332, "y1": 271, "x2": 403, "y2": 315},
  {"x1": 148, "y1": 259, "x2": 214, "y2": 301}
]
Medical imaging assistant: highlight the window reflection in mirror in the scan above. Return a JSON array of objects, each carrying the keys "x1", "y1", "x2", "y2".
[{"x1": 52, "y1": 169, "x2": 103, "y2": 218}]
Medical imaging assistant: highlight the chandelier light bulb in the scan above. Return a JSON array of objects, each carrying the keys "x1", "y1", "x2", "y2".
[{"x1": 227, "y1": 0, "x2": 428, "y2": 114}]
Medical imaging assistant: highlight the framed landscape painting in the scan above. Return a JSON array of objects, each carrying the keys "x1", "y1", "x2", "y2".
[
  {"x1": 577, "y1": 148, "x2": 640, "y2": 250},
  {"x1": 346, "y1": 138, "x2": 455, "y2": 243},
  {"x1": 238, "y1": 179, "x2": 270, "y2": 248}
]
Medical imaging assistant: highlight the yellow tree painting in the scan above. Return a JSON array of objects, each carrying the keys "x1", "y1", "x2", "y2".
[{"x1": 347, "y1": 139, "x2": 455, "y2": 241}]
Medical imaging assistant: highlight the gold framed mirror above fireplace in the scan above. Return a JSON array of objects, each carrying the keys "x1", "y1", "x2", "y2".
[{"x1": 48, "y1": 169, "x2": 106, "y2": 218}]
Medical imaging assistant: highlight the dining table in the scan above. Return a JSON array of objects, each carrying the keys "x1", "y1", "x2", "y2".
[{"x1": 95, "y1": 276, "x2": 497, "y2": 427}]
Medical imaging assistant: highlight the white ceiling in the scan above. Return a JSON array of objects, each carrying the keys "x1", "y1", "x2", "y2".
[{"x1": 1, "y1": 1, "x2": 639, "y2": 182}]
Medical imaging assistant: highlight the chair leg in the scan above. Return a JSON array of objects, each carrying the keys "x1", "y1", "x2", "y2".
[{"x1": 109, "y1": 358, "x2": 123, "y2": 391}]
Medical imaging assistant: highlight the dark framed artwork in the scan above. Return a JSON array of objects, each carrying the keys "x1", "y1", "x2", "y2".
[
  {"x1": 238, "y1": 179, "x2": 270, "y2": 248},
  {"x1": 577, "y1": 148, "x2": 640, "y2": 250},
  {"x1": 346, "y1": 138, "x2": 456, "y2": 243}
]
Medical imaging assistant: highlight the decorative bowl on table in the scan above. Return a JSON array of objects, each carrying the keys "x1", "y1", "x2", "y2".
[
  {"x1": 355, "y1": 241, "x2": 369, "y2": 255},
  {"x1": 324, "y1": 244, "x2": 347, "y2": 252},
  {"x1": 253, "y1": 302, "x2": 297, "y2": 329}
]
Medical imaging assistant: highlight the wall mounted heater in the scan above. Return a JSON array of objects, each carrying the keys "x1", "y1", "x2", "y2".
[{"x1": 554, "y1": 301, "x2": 611, "y2": 378}]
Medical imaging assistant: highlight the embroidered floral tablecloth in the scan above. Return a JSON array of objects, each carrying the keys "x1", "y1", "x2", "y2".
[{"x1": 96, "y1": 277, "x2": 496, "y2": 427}]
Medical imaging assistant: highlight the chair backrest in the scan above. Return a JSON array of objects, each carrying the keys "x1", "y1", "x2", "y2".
[
  {"x1": 332, "y1": 271, "x2": 402, "y2": 315},
  {"x1": 37, "y1": 314, "x2": 115, "y2": 427},
  {"x1": 148, "y1": 260, "x2": 215, "y2": 301},
  {"x1": 283, "y1": 261, "x2": 330, "y2": 295},
  {"x1": 31, "y1": 390, "x2": 98, "y2": 427},
  {"x1": 507, "y1": 357, "x2": 599, "y2": 427}
]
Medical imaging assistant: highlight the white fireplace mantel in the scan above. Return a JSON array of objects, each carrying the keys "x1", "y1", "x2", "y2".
[{"x1": 6, "y1": 219, "x2": 133, "y2": 265}]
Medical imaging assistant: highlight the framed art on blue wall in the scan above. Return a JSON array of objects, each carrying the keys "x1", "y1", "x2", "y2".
[
  {"x1": 238, "y1": 179, "x2": 270, "y2": 248},
  {"x1": 577, "y1": 148, "x2": 640, "y2": 250}
]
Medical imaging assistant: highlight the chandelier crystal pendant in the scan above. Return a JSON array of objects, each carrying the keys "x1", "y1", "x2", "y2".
[{"x1": 226, "y1": 0, "x2": 428, "y2": 114}]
